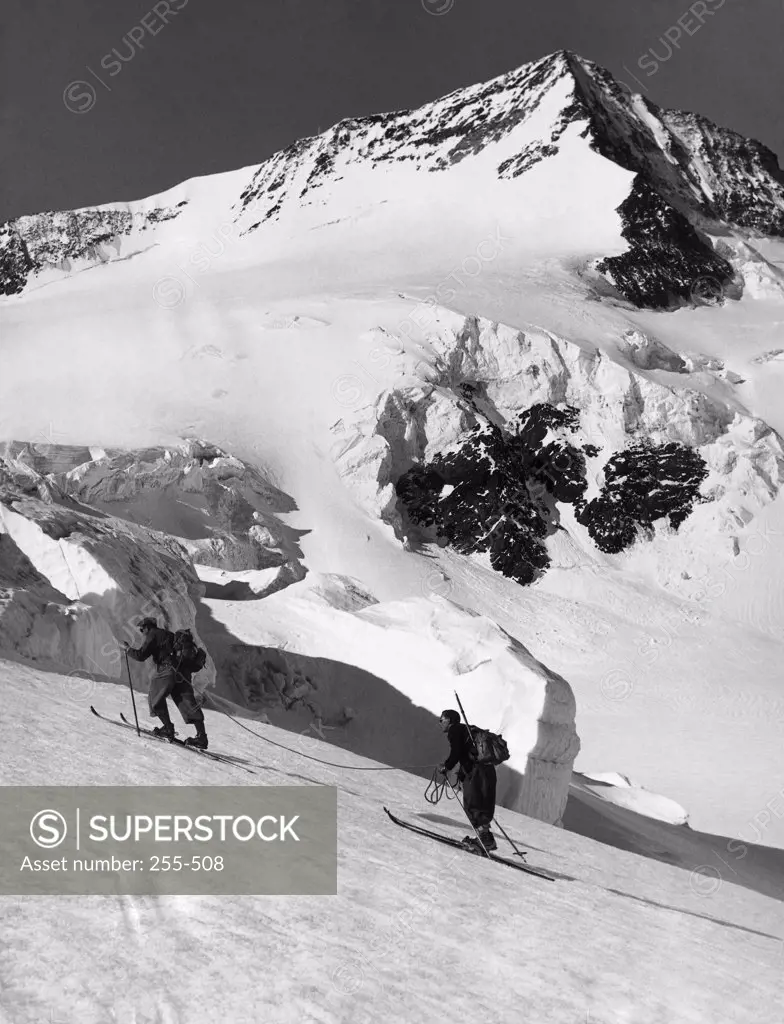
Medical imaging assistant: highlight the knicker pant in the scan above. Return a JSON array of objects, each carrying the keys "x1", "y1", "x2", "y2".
[
  {"x1": 148, "y1": 669, "x2": 176, "y2": 719},
  {"x1": 169, "y1": 676, "x2": 204, "y2": 725},
  {"x1": 462, "y1": 763, "x2": 497, "y2": 830}
]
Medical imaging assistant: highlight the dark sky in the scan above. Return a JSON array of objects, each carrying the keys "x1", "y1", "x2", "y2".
[{"x1": 2, "y1": 0, "x2": 783, "y2": 222}]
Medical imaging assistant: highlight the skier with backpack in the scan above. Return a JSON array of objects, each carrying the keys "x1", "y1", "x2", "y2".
[
  {"x1": 169, "y1": 627, "x2": 209, "y2": 748},
  {"x1": 121, "y1": 617, "x2": 209, "y2": 749},
  {"x1": 438, "y1": 708, "x2": 508, "y2": 853}
]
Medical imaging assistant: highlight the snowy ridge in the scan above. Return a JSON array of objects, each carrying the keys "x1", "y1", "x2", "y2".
[
  {"x1": 203, "y1": 570, "x2": 581, "y2": 824},
  {"x1": 234, "y1": 50, "x2": 581, "y2": 226},
  {"x1": 3, "y1": 49, "x2": 784, "y2": 306},
  {"x1": 235, "y1": 50, "x2": 784, "y2": 238}
]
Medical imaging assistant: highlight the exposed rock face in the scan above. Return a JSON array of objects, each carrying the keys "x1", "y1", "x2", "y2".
[
  {"x1": 576, "y1": 440, "x2": 709, "y2": 554},
  {"x1": 568, "y1": 57, "x2": 784, "y2": 235},
  {"x1": 237, "y1": 51, "x2": 784, "y2": 236},
  {"x1": 593, "y1": 177, "x2": 734, "y2": 308},
  {"x1": 395, "y1": 408, "x2": 711, "y2": 580},
  {"x1": 0, "y1": 203, "x2": 184, "y2": 296}
]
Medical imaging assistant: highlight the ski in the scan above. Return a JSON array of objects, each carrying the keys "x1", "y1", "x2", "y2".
[
  {"x1": 89, "y1": 706, "x2": 256, "y2": 775},
  {"x1": 383, "y1": 807, "x2": 559, "y2": 881},
  {"x1": 118, "y1": 713, "x2": 255, "y2": 768}
]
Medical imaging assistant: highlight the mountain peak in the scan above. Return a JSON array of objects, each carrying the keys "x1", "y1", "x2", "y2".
[{"x1": 2, "y1": 48, "x2": 784, "y2": 307}]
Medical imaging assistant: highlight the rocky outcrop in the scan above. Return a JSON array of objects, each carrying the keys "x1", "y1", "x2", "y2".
[
  {"x1": 0, "y1": 203, "x2": 184, "y2": 296},
  {"x1": 236, "y1": 49, "x2": 784, "y2": 242},
  {"x1": 594, "y1": 177, "x2": 735, "y2": 309},
  {"x1": 569, "y1": 56, "x2": 784, "y2": 236},
  {"x1": 329, "y1": 308, "x2": 784, "y2": 584}
]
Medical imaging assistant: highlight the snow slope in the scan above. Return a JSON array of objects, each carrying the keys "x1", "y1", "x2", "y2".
[{"x1": 0, "y1": 663, "x2": 782, "y2": 1024}]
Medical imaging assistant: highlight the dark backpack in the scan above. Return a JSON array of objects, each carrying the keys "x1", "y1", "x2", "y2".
[
  {"x1": 469, "y1": 726, "x2": 511, "y2": 766},
  {"x1": 153, "y1": 628, "x2": 178, "y2": 670},
  {"x1": 174, "y1": 629, "x2": 207, "y2": 673}
]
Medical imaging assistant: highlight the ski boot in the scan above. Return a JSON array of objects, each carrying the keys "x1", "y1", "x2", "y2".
[
  {"x1": 461, "y1": 830, "x2": 497, "y2": 854},
  {"x1": 153, "y1": 722, "x2": 175, "y2": 742},
  {"x1": 480, "y1": 830, "x2": 497, "y2": 852},
  {"x1": 184, "y1": 723, "x2": 208, "y2": 749}
]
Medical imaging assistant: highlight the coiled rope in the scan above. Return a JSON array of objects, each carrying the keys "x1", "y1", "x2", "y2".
[{"x1": 424, "y1": 767, "x2": 460, "y2": 804}]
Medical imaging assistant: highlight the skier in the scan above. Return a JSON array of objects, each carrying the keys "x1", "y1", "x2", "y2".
[
  {"x1": 121, "y1": 618, "x2": 208, "y2": 748},
  {"x1": 437, "y1": 709, "x2": 497, "y2": 852},
  {"x1": 169, "y1": 628, "x2": 209, "y2": 749}
]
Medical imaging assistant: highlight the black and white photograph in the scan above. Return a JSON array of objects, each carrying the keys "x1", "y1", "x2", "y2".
[{"x1": 1, "y1": 1, "x2": 783, "y2": 1021}]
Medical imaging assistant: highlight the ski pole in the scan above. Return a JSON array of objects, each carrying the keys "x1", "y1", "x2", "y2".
[
  {"x1": 454, "y1": 690, "x2": 475, "y2": 745},
  {"x1": 444, "y1": 776, "x2": 491, "y2": 857},
  {"x1": 454, "y1": 689, "x2": 528, "y2": 860},
  {"x1": 124, "y1": 650, "x2": 141, "y2": 736},
  {"x1": 490, "y1": 812, "x2": 527, "y2": 859}
]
